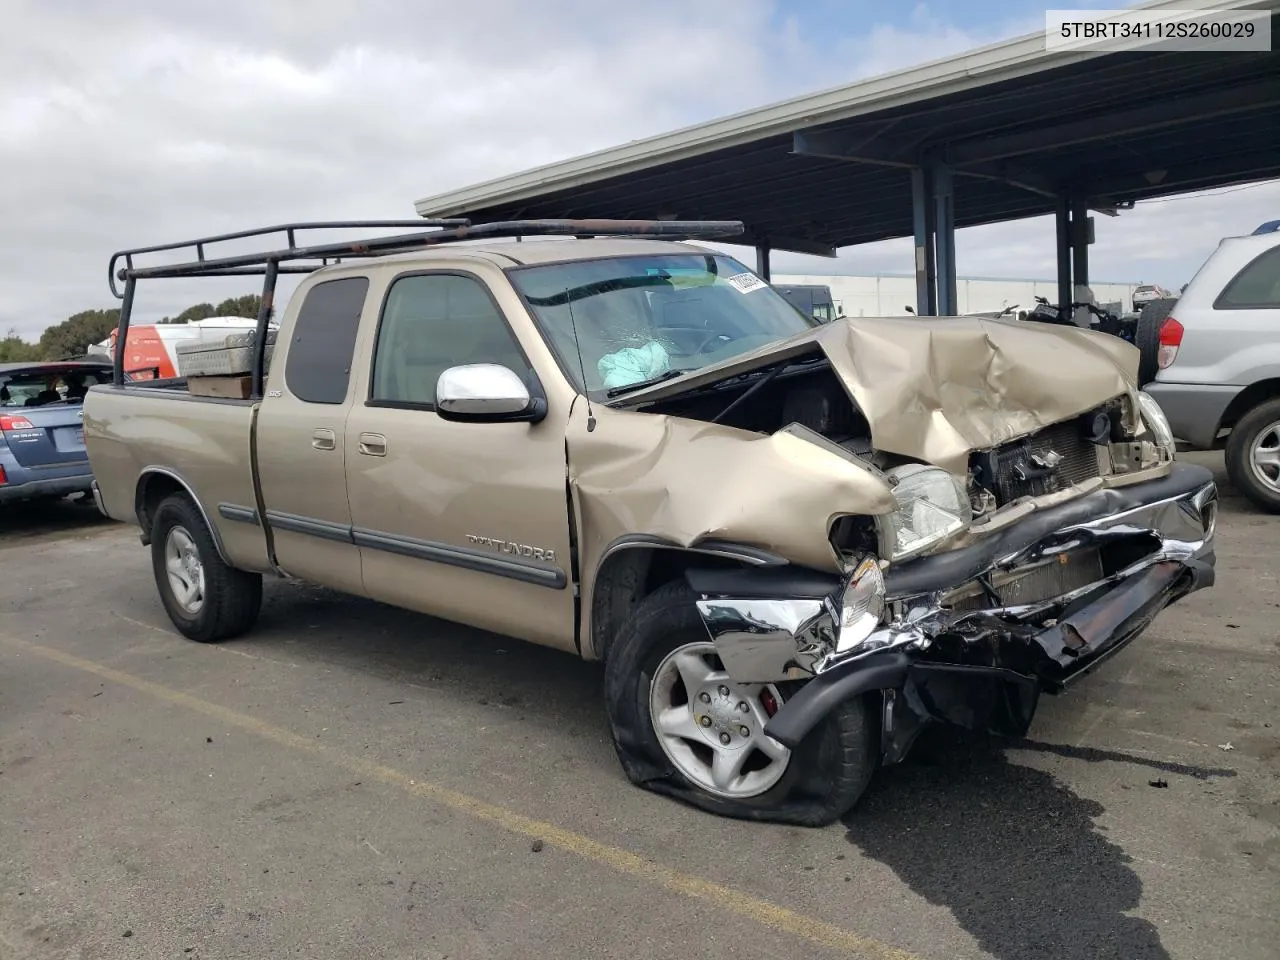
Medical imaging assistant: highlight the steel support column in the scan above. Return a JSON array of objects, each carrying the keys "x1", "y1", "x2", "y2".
[
  {"x1": 755, "y1": 244, "x2": 771, "y2": 281},
  {"x1": 911, "y1": 167, "x2": 936, "y2": 315},
  {"x1": 1070, "y1": 197, "x2": 1090, "y2": 290},
  {"x1": 1055, "y1": 198, "x2": 1072, "y2": 310},
  {"x1": 931, "y1": 160, "x2": 957, "y2": 316}
]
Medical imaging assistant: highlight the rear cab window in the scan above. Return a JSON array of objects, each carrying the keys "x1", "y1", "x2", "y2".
[{"x1": 283, "y1": 276, "x2": 370, "y2": 404}]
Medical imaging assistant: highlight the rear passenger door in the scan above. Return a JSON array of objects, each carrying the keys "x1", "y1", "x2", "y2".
[
  {"x1": 254, "y1": 275, "x2": 370, "y2": 596},
  {"x1": 343, "y1": 269, "x2": 577, "y2": 651}
]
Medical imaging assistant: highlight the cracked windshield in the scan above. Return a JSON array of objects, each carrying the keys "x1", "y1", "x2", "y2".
[{"x1": 510, "y1": 254, "x2": 820, "y2": 394}]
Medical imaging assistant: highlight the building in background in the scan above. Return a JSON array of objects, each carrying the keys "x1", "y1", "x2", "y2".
[{"x1": 772, "y1": 274, "x2": 1143, "y2": 318}]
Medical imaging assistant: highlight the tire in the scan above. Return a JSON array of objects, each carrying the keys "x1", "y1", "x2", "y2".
[
  {"x1": 1225, "y1": 396, "x2": 1280, "y2": 514},
  {"x1": 149, "y1": 493, "x2": 263, "y2": 642},
  {"x1": 602, "y1": 579, "x2": 878, "y2": 826},
  {"x1": 1134, "y1": 297, "x2": 1177, "y2": 386}
]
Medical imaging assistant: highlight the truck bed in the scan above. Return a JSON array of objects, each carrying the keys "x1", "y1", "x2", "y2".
[{"x1": 84, "y1": 384, "x2": 273, "y2": 573}]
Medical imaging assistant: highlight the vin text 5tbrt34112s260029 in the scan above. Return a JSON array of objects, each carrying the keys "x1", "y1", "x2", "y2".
[{"x1": 85, "y1": 219, "x2": 1217, "y2": 825}]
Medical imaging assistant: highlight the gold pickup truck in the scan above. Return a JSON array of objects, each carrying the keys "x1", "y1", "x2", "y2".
[{"x1": 86, "y1": 219, "x2": 1218, "y2": 826}]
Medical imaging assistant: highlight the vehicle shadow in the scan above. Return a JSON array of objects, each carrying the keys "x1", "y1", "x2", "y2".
[
  {"x1": 0, "y1": 494, "x2": 114, "y2": 543},
  {"x1": 249, "y1": 578, "x2": 607, "y2": 738},
  {"x1": 841, "y1": 726, "x2": 1234, "y2": 960}
]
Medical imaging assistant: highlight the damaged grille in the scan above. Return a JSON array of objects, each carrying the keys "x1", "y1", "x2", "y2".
[
  {"x1": 947, "y1": 549, "x2": 1105, "y2": 613},
  {"x1": 973, "y1": 419, "x2": 1104, "y2": 507}
]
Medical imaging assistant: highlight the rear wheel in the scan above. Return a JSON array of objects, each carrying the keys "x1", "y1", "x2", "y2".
[
  {"x1": 1225, "y1": 397, "x2": 1280, "y2": 513},
  {"x1": 603, "y1": 579, "x2": 878, "y2": 826},
  {"x1": 150, "y1": 493, "x2": 262, "y2": 641}
]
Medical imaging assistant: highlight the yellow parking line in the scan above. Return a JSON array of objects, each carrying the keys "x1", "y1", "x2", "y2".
[{"x1": 0, "y1": 633, "x2": 924, "y2": 960}]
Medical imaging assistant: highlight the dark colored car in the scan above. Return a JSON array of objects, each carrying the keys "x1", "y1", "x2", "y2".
[{"x1": 0, "y1": 360, "x2": 113, "y2": 505}]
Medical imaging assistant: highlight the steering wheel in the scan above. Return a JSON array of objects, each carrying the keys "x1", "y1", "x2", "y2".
[{"x1": 657, "y1": 325, "x2": 728, "y2": 357}]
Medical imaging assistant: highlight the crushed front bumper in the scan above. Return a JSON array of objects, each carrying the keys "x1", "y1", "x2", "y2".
[{"x1": 686, "y1": 461, "x2": 1217, "y2": 761}]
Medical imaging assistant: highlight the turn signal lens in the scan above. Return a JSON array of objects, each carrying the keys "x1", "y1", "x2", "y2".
[{"x1": 836, "y1": 556, "x2": 886, "y2": 654}]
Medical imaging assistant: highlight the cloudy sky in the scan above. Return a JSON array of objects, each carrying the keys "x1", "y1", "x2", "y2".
[{"x1": 3, "y1": 0, "x2": 1277, "y2": 340}]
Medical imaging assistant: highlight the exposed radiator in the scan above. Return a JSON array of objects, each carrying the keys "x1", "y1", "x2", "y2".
[
  {"x1": 947, "y1": 548, "x2": 1105, "y2": 612},
  {"x1": 975, "y1": 419, "x2": 1104, "y2": 507}
]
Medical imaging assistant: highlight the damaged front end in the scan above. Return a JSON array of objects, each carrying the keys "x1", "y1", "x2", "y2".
[{"x1": 687, "y1": 460, "x2": 1218, "y2": 766}]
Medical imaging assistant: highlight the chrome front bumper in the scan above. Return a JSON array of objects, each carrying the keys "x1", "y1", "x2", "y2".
[{"x1": 691, "y1": 462, "x2": 1218, "y2": 687}]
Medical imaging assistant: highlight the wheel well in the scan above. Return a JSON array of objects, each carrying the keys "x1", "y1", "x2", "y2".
[
  {"x1": 588, "y1": 546, "x2": 748, "y2": 662},
  {"x1": 135, "y1": 472, "x2": 188, "y2": 542},
  {"x1": 1215, "y1": 378, "x2": 1280, "y2": 446}
]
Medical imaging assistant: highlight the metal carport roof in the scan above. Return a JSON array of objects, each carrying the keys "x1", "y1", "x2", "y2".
[{"x1": 413, "y1": 0, "x2": 1280, "y2": 266}]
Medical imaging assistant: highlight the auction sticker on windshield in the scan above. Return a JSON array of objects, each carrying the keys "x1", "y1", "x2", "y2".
[{"x1": 725, "y1": 272, "x2": 768, "y2": 294}]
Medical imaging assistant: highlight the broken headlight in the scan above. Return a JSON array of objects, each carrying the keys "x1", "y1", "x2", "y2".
[
  {"x1": 1138, "y1": 390, "x2": 1175, "y2": 456},
  {"x1": 877, "y1": 463, "x2": 972, "y2": 562},
  {"x1": 835, "y1": 555, "x2": 886, "y2": 654}
]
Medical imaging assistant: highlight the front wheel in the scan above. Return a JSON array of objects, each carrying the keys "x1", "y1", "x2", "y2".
[
  {"x1": 1225, "y1": 397, "x2": 1280, "y2": 513},
  {"x1": 150, "y1": 493, "x2": 263, "y2": 642},
  {"x1": 603, "y1": 579, "x2": 878, "y2": 826}
]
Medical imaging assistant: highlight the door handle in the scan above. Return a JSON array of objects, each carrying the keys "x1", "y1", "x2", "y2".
[
  {"x1": 311, "y1": 428, "x2": 336, "y2": 451},
  {"x1": 358, "y1": 432, "x2": 387, "y2": 457}
]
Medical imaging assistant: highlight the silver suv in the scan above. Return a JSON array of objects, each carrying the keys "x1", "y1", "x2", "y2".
[{"x1": 1142, "y1": 221, "x2": 1280, "y2": 512}]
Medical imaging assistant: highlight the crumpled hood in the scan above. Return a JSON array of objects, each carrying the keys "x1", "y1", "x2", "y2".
[{"x1": 615, "y1": 314, "x2": 1142, "y2": 474}]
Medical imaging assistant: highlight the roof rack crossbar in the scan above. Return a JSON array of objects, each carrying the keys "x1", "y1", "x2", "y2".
[
  {"x1": 107, "y1": 219, "x2": 470, "y2": 298},
  {"x1": 108, "y1": 218, "x2": 746, "y2": 298},
  {"x1": 133, "y1": 265, "x2": 324, "y2": 279}
]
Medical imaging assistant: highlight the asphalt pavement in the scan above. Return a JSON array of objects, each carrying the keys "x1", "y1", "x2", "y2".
[{"x1": 1, "y1": 451, "x2": 1276, "y2": 960}]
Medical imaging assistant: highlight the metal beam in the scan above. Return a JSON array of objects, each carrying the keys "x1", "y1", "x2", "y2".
[
  {"x1": 947, "y1": 78, "x2": 1280, "y2": 165},
  {"x1": 792, "y1": 128, "x2": 915, "y2": 168},
  {"x1": 960, "y1": 163, "x2": 1060, "y2": 199},
  {"x1": 1092, "y1": 149, "x2": 1280, "y2": 203},
  {"x1": 1070, "y1": 198, "x2": 1090, "y2": 290},
  {"x1": 1055, "y1": 198, "x2": 1072, "y2": 310},
  {"x1": 911, "y1": 167, "x2": 936, "y2": 316},
  {"x1": 755, "y1": 245, "x2": 771, "y2": 281},
  {"x1": 932, "y1": 160, "x2": 957, "y2": 316},
  {"x1": 743, "y1": 233, "x2": 838, "y2": 259},
  {"x1": 794, "y1": 128, "x2": 1066, "y2": 199}
]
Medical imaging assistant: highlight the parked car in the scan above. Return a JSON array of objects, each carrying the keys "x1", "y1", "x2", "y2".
[
  {"x1": 85, "y1": 220, "x2": 1217, "y2": 826},
  {"x1": 1131, "y1": 284, "x2": 1166, "y2": 313},
  {"x1": 1139, "y1": 221, "x2": 1280, "y2": 512},
  {"x1": 1, "y1": 360, "x2": 113, "y2": 505},
  {"x1": 774, "y1": 284, "x2": 838, "y2": 322}
]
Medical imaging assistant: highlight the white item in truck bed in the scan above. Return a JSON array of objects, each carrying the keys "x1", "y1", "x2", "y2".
[{"x1": 175, "y1": 330, "x2": 276, "y2": 377}]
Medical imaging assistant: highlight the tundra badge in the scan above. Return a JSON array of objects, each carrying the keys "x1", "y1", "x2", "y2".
[{"x1": 465, "y1": 534, "x2": 556, "y2": 564}]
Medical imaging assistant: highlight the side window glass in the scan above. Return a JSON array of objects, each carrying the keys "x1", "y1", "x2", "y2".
[
  {"x1": 371, "y1": 273, "x2": 530, "y2": 407},
  {"x1": 284, "y1": 276, "x2": 369, "y2": 404},
  {"x1": 1216, "y1": 246, "x2": 1280, "y2": 309}
]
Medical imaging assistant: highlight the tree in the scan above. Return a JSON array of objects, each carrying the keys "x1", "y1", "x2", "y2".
[
  {"x1": 158, "y1": 295, "x2": 262, "y2": 323},
  {"x1": 6, "y1": 291, "x2": 265, "y2": 360},
  {"x1": 0, "y1": 328, "x2": 39, "y2": 363},
  {"x1": 160, "y1": 303, "x2": 216, "y2": 324},
  {"x1": 214, "y1": 294, "x2": 264, "y2": 318},
  {"x1": 36, "y1": 309, "x2": 120, "y2": 360}
]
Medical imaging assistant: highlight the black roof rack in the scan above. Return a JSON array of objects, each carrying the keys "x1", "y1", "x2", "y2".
[
  {"x1": 105, "y1": 217, "x2": 745, "y2": 392},
  {"x1": 107, "y1": 218, "x2": 746, "y2": 297}
]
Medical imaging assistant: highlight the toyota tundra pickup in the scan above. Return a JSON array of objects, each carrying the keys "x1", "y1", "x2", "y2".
[{"x1": 85, "y1": 219, "x2": 1218, "y2": 826}]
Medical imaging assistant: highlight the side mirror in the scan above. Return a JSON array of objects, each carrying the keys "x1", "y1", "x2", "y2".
[
  {"x1": 904, "y1": 305, "x2": 916, "y2": 315},
  {"x1": 436, "y1": 363, "x2": 546, "y2": 423}
]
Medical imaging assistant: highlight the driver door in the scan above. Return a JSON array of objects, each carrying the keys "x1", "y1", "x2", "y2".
[{"x1": 343, "y1": 268, "x2": 577, "y2": 651}]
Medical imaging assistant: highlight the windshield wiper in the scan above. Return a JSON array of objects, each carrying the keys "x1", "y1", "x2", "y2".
[{"x1": 604, "y1": 368, "x2": 688, "y2": 398}]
